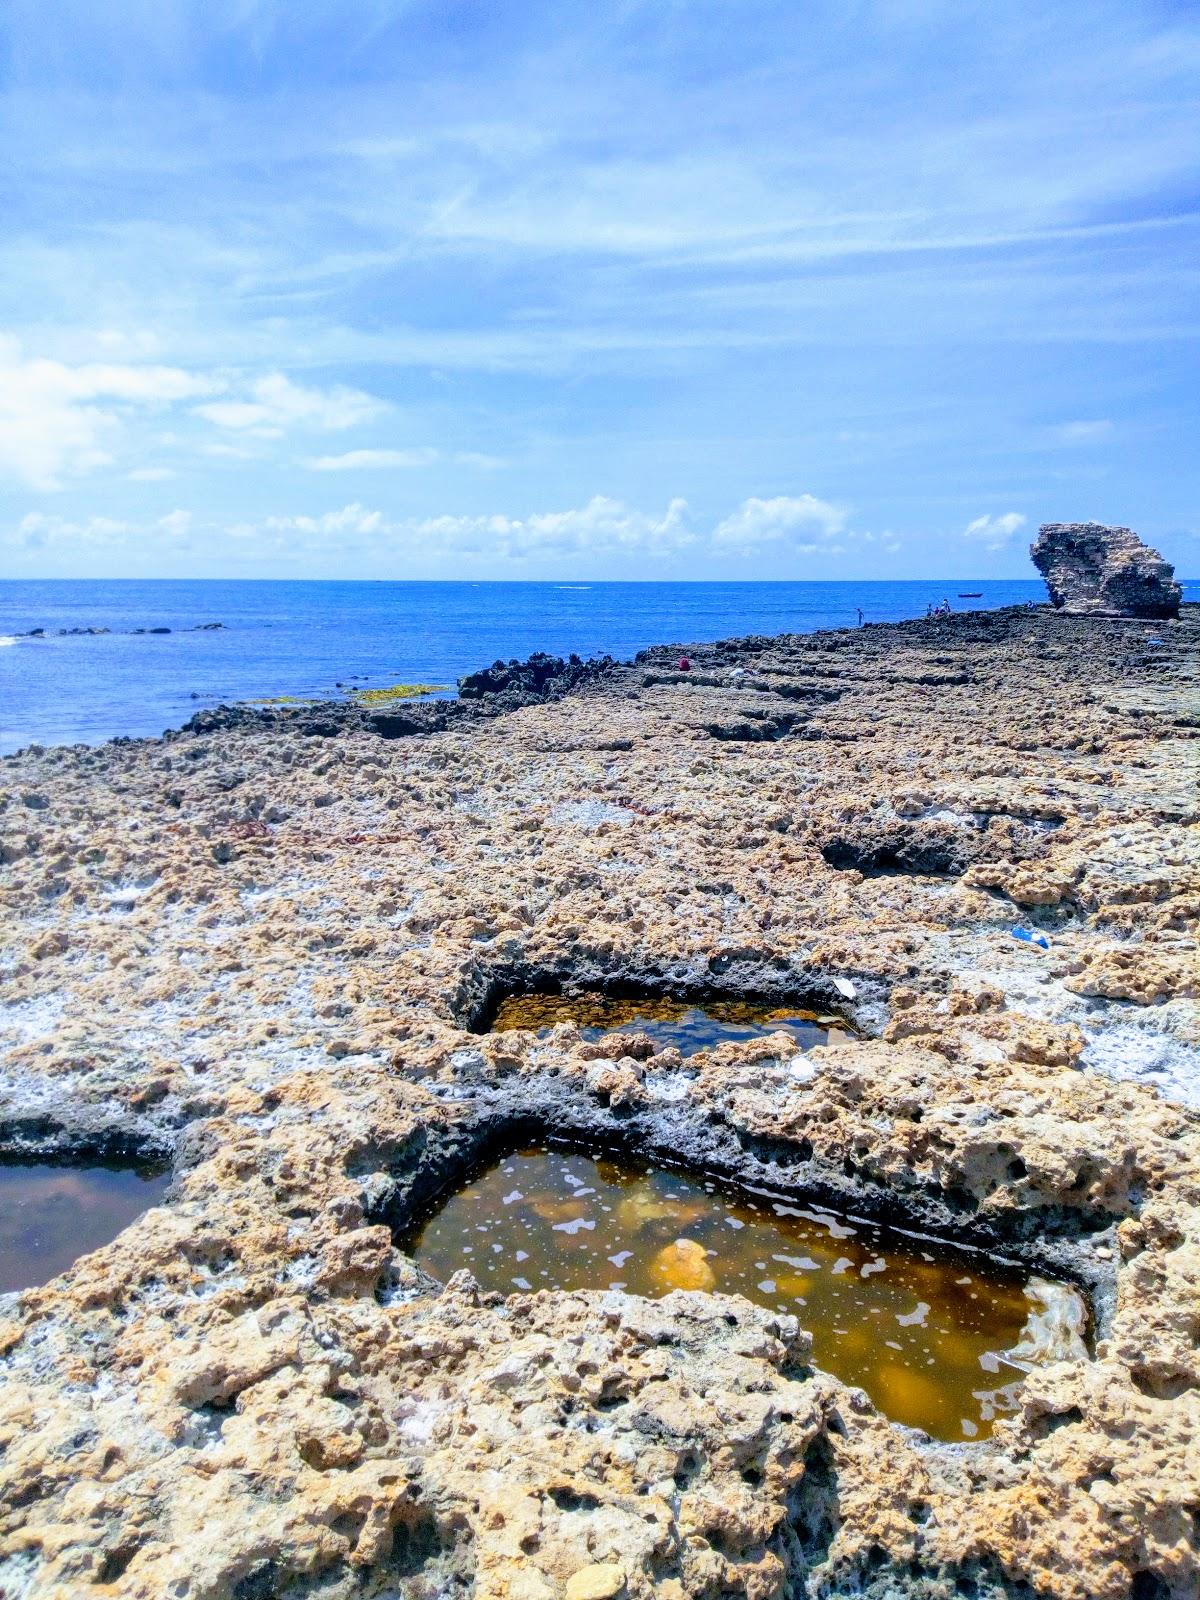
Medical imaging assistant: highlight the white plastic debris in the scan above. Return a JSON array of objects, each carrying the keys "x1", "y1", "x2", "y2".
[
  {"x1": 1005, "y1": 1279, "x2": 1090, "y2": 1368},
  {"x1": 832, "y1": 977, "x2": 857, "y2": 999}
]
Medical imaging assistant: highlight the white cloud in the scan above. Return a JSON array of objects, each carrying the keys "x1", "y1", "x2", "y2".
[
  {"x1": 0, "y1": 489, "x2": 1020, "y2": 577},
  {"x1": 1049, "y1": 419, "x2": 1115, "y2": 445},
  {"x1": 304, "y1": 447, "x2": 440, "y2": 471},
  {"x1": 0, "y1": 345, "x2": 386, "y2": 491},
  {"x1": 195, "y1": 374, "x2": 382, "y2": 436},
  {"x1": 0, "y1": 339, "x2": 216, "y2": 491},
  {"x1": 230, "y1": 491, "x2": 875, "y2": 564},
  {"x1": 252, "y1": 502, "x2": 387, "y2": 540},
  {"x1": 711, "y1": 494, "x2": 848, "y2": 551},
  {"x1": 202, "y1": 441, "x2": 259, "y2": 459},
  {"x1": 415, "y1": 496, "x2": 695, "y2": 558},
  {"x1": 963, "y1": 512, "x2": 1028, "y2": 549},
  {"x1": 247, "y1": 495, "x2": 695, "y2": 558},
  {"x1": 303, "y1": 447, "x2": 507, "y2": 471},
  {"x1": 0, "y1": 0, "x2": 1195, "y2": 582},
  {"x1": 8, "y1": 506, "x2": 196, "y2": 552},
  {"x1": 12, "y1": 511, "x2": 134, "y2": 550},
  {"x1": 158, "y1": 509, "x2": 193, "y2": 539}
]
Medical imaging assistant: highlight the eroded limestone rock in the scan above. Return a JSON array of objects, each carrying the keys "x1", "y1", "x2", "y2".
[{"x1": 1032, "y1": 522, "x2": 1182, "y2": 618}]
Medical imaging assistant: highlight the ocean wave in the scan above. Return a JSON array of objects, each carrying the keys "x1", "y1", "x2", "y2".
[{"x1": 0, "y1": 635, "x2": 19, "y2": 647}]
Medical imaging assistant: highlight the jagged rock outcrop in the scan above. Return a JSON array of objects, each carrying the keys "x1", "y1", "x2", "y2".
[
  {"x1": 458, "y1": 649, "x2": 615, "y2": 702},
  {"x1": 1032, "y1": 522, "x2": 1182, "y2": 618}
]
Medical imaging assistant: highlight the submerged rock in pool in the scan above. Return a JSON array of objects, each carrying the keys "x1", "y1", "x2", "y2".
[{"x1": 650, "y1": 1237, "x2": 717, "y2": 1291}]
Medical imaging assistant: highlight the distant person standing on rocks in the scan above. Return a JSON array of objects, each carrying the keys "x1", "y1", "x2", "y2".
[{"x1": 857, "y1": 608, "x2": 864, "y2": 627}]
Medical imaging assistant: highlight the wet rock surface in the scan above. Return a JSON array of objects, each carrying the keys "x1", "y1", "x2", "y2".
[
  {"x1": 0, "y1": 604, "x2": 1198, "y2": 1599},
  {"x1": 1032, "y1": 523, "x2": 1183, "y2": 618}
]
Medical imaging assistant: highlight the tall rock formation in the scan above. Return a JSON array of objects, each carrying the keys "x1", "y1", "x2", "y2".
[{"x1": 1031, "y1": 522, "x2": 1182, "y2": 619}]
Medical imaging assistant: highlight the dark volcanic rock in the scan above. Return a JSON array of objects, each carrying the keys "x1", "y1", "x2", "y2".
[
  {"x1": 176, "y1": 649, "x2": 618, "y2": 742},
  {"x1": 458, "y1": 650, "x2": 615, "y2": 702},
  {"x1": 177, "y1": 697, "x2": 469, "y2": 743},
  {"x1": 1032, "y1": 522, "x2": 1182, "y2": 619}
]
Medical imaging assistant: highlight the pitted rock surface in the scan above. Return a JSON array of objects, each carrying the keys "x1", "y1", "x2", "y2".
[
  {"x1": 1032, "y1": 523, "x2": 1183, "y2": 618},
  {"x1": 0, "y1": 604, "x2": 1198, "y2": 1600}
]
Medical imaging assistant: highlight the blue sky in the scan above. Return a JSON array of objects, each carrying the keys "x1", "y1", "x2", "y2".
[{"x1": 1, "y1": 0, "x2": 1197, "y2": 580}]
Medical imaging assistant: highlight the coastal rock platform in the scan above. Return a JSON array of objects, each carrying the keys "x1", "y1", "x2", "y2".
[{"x1": 1, "y1": 605, "x2": 1198, "y2": 1600}]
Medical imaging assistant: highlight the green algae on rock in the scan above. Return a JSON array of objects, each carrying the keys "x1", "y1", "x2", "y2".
[
  {"x1": 351, "y1": 683, "x2": 448, "y2": 705},
  {"x1": 244, "y1": 693, "x2": 318, "y2": 706}
]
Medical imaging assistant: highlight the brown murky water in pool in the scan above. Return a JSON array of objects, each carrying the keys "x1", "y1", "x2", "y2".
[
  {"x1": 409, "y1": 1147, "x2": 1085, "y2": 1441},
  {"x1": 490, "y1": 993, "x2": 851, "y2": 1054},
  {"x1": 0, "y1": 1162, "x2": 170, "y2": 1293}
]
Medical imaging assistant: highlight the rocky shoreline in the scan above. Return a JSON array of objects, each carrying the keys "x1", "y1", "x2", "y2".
[
  {"x1": 0, "y1": 603, "x2": 1198, "y2": 1599},
  {"x1": 176, "y1": 650, "x2": 616, "y2": 745}
]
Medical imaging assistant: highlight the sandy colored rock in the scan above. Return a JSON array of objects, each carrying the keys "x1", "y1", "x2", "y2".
[{"x1": 565, "y1": 1563, "x2": 626, "y2": 1600}]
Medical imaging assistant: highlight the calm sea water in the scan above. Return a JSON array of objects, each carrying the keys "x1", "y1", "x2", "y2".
[{"x1": 0, "y1": 576, "x2": 1156, "y2": 754}]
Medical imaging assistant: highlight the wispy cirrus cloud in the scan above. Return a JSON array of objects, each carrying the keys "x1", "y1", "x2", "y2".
[
  {"x1": 1048, "y1": 419, "x2": 1115, "y2": 445},
  {"x1": 302, "y1": 447, "x2": 505, "y2": 471},
  {"x1": 303, "y1": 447, "x2": 440, "y2": 471}
]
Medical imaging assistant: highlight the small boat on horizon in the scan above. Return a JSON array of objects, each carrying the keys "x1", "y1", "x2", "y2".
[{"x1": 958, "y1": 591, "x2": 982, "y2": 598}]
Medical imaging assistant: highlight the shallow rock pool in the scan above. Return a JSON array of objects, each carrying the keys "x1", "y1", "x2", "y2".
[
  {"x1": 408, "y1": 1146, "x2": 1086, "y2": 1441},
  {"x1": 489, "y1": 992, "x2": 851, "y2": 1053},
  {"x1": 0, "y1": 1161, "x2": 170, "y2": 1293}
]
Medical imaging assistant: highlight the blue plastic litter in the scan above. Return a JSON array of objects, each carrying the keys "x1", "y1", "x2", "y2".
[
  {"x1": 1147, "y1": 637, "x2": 1164, "y2": 646},
  {"x1": 1011, "y1": 928, "x2": 1050, "y2": 949}
]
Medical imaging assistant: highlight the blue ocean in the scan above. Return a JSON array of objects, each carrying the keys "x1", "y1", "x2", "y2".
[{"x1": 2, "y1": 577, "x2": 1188, "y2": 755}]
